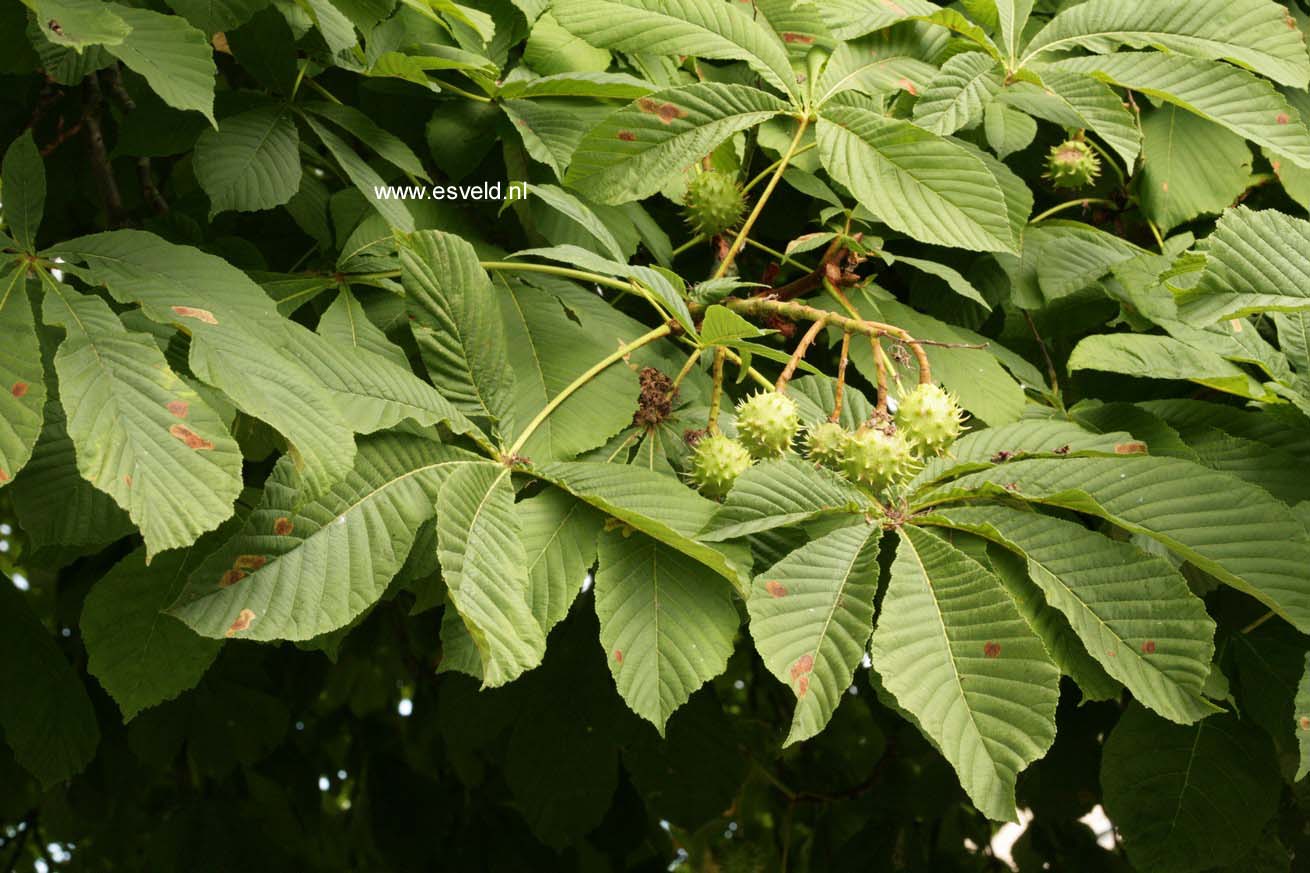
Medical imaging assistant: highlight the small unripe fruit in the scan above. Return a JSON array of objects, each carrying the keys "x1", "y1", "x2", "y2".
[
  {"x1": 735, "y1": 391, "x2": 800, "y2": 458},
  {"x1": 1044, "y1": 139, "x2": 1100, "y2": 189},
  {"x1": 803, "y1": 421, "x2": 850, "y2": 468},
  {"x1": 839, "y1": 427, "x2": 920, "y2": 491},
  {"x1": 690, "y1": 434, "x2": 753, "y2": 499},
  {"x1": 682, "y1": 170, "x2": 746, "y2": 238},
  {"x1": 895, "y1": 383, "x2": 966, "y2": 456}
]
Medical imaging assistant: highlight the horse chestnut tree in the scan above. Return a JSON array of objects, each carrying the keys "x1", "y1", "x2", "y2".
[{"x1": 2, "y1": 0, "x2": 1310, "y2": 870}]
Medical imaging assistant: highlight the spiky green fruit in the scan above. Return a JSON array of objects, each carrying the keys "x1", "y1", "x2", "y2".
[
  {"x1": 839, "y1": 427, "x2": 919, "y2": 492},
  {"x1": 803, "y1": 421, "x2": 850, "y2": 468},
  {"x1": 895, "y1": 383, "x2": 966, "y2": 456},
  {"x1": 735, "y1": 391, "x2": 799, "y2": 459},
  {"x1": 690, "y1": 434, "x2": 753, "y2": 499},
  {"x1": 1044, "y1": 139, "x2": 1100, "y2": 189},
  {"x1": 682, "y1": 170, "x2": 746, "y2": 237}
]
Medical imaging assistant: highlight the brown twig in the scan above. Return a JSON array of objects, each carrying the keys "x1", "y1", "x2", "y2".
[
  {"x1": 102, "y1": 66, "x2": 169, "y2": 216},
  {"x1": 81, "y1": 74, "x2": 125, "y2": 227},
  {"x1": 830, "y1": 331, "x2": 851, "y2": 421},
  {"x1": 776, "y1": 316, "x2": 827, "y2": 392}
]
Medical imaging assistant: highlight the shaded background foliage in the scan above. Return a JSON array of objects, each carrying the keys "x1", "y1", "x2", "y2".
[{"x1": 3, "y1": 0, "x2": 1310, "y2": 870}]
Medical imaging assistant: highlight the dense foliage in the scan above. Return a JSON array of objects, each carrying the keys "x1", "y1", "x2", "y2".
[{"x1": 4, "y1": 0, "x2": 1310, "y2": 869}]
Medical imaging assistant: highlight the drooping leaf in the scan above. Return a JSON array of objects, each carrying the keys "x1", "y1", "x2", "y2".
[
  {"x1": 437, "y1": 463, "x2": 548, "y2": 686},
  {"x1": 595, "y1": 527, "x2": 738, "y2": 733},
  {"x1": 748, "y1": 521, "x2": 881, "y2": 745},
  {"x1": 924, "y1": 505, "x2": 1218, "y2": 723},
  {"x1": 871, "y1": 525, "x2": 1060, "y2": 822},
  {"x1": 920, "y1": 456, "x2": 1310, "y2": 633},
  {"x1": 0, "y1": 265, "x2": 45, "y2": 490},
  {"x1": 1068, "y1": 333, "x2": 1275, "y2": 401},
  {"x1": 518, "y1": 486, "x2": 603, "y2": 634},
  {"x1": 0, "y1": 583, "x2": 99, "y2": 788},
  {"x1": 171, "y1": 433, "x2": 481, "y2": 641},
  {"x1": 43, "y1": 282, "x2": 242, "y2": 556},
  {"x1": 82, "y1": 543, "x2": 225, "y2": 721},
  {"x1": 1101, "y1": 705, "x2": 1280, "y2": 873},
  {"x1": 104, "y1": 6, "x2": 218, "y2": 125}
]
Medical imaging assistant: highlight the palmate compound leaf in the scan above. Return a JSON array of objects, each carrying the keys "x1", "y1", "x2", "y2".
[
  {"x1": 595, "y1": 527, "x2": 738, "y2": 734},
  {"x1": 1101, "y1": 704, "x2": 1280, "y2": 873},
  {"x1": 870, "y1": 525, "x2": 1060, "y2": 822},
  {"x1": 748, "y1": 520, "x2": 881, "y2": 745},
  {"x1": 437, "y1": 463, "x2": 548, "y2": 686},
  {"x1": 42, "y1": 281, "x2": 242, "y2": 557},
  {"x1": 564, "y1": 82, "x2": 790, "y2": 205},
  {"x1": 816, "y1": 100, "x2": 1018, "y2": 253},
  {"x1": 171, "y1": 433, "x2": 483, "y2": 642},
  {"x1": 550, "y1": 0, "x2": 799, "y2": 100},
  {"x1": 922, "y1": 506, "x2": 1218, "y2": 724},
  {"x1": 82, "y1": 541, "x2": 226, "y2": 721},
  {"x1": 1020, "y1": 0, "x2": 1310, "y2": 89},
  {"x1": 0, "y1": 584, "x2": 99, "y2": 788},
  {"x1": 918, "y1": 456, "x2": 1310, "y2": 634},
  {"x1": 48, "y1": 230, "x2": 481, "y2": 497},
  {"x1": 0, "y1": 263, "x2": 45, "y2": 490}
]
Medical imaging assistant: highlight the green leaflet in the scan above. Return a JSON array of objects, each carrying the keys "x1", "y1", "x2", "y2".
[
  {"x1": 165, "y1": 0, "x2": 269, "y2": 34},
  {"x1": 438, "y1": 463, "x2": 547, "y2": 686},
  {"x1": 519, "y1": 486, "x2": 603, "y2": 634},
  {"x1": 50, "y1": 230, "x2": 480, "y2": 496},
  {"x1": 82, "y1": 543, "x2": 225, "y2": 721},
  {"x1": 1000, "y1": 69, "x2": 1141, "y2": 168},
  {"x1": 399, "y1": 229, "x2": 513, "y2": 425},
  {"x1": 871, "y1": 525, "x2": 1059, "y2": 822},
  {"x1": 2, "y1": 132, "x2": 45, "y2": 253},
  {"x1": 1102, "y1": 705, "x2": 1280, "y2": 873},
  {"x1": 910, "y1": 52, "x2": 1003, "y2": 136},
  {"x1": 919, "y1": 456, "x2": 1310, "y2": 633},
  {"x1": 816, "y1": 0, "x2": 940, "y2": 41},
  {"x1": 551, "y1": 0, "x2": 799, "y2": 100},
  {"x1": 534, "y1": 461, "x2": 752, "y2": 589},
  {"x1": 748, "y1": 521, "x2": 881, "y2": 745},
  {"x1": 194, "y1": 105, "x2": 302, "y2": 216},
  {"x1": 702, "y1": 457, "x2": 872, "y2": 542},
  {"x1": 1067, "y1": 333, "x2": 1276, "y2": 402},
  {"x1": 1296, "y1": 652, "x2": 1310, "y2": 781},
  {"x1": 923, "y1": 505, "x2": 1217, "y2": 723},
  {"x1": 0, "y1": 264, "x2": 45, "y2": 490},
  {"x1": 304, "y1": 115, "x2": 415, "y2": 232},
  {"x1": 816, "y1": 102, "x2": 1018, "y2": 253},
  {"x1": 104, "y1": 6, "x2": 217, "y2": 125},
  {"x1": 1138, "y1": 106, "x2": 1252, "y2": 234},
  {"x1": 0, "y1": 583, "x2": 100, "y2": 788},
  {"x1": 565, "y1": 82, "x2": 788, "y2": 204},
  {"x1": 1022, "y1": 0, "x2": 1310, "y2": 88},
  {"x1": 171, "y1": 433, "x2": 481, "y2": 641},
  {"x1": 595, "y1": 528, "x2": 738, "y2": 734},
  {"x1": 34, "y1": 0, "x2": 131, "y2": 49},
  {"x1": 43, "y1": 282, "x2": 242, "y2": 556},
  {"x1": 1179, "y1": 207, "x2": 1310, "y2": 324}
]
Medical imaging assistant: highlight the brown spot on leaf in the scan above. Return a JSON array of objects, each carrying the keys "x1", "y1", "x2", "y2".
[
  {"x1": 10, "y1": 382, "x2": 28, "y2": 398},
  {"x1": 766, "y1": 580, "x2": 788, "y2": 598},
  {"x1": 123, "y1": 474, "x2": 132, "y2": 486},
  {"x1": 1107, "y1": 649, "x2": 1117, "y2": 657},
  {"x1": 169, "y1": 424, "x2": 214, "y2": 451},
  {"x1": 1300, "y1": 716, "x2": 1310, "y2": 731},
  {"x1": 983, "y1": 641, "x2": 1001, "y2": 658},
  {"x1": 219, "y1": 569, "x2": 246, "y2": 588},
  {"x1": 1141, "y1": 640, "x2": 1156, "y2": 654},
  {"x1": 166, "y1": 400, "x2": 189, "y2": 418},
  {"x1": 1114, "y1": 441, "x2": 1147, "y2": 455},
  {"x1": 782, "y1": 32, "x2": 814, "y2": 44},
  {"x1": 273, "y1": 516, "x2": 294, "y2": 536},
  {"x1": 0, "y1": 469, "x2": 8, "y2": 483},
  {"x1": 613, "y1": 649, "x2": 623, "y2": 664},
  {"x1": 617, "y1": 130, "x2": 636, "y2": 141},
  {"x1": 171, "y1": 305, "x2": 218, "y2": 325},
  {"x1": 225, "y1": 608, "x2": 256, "y2": 637},
  {"x1": 1229, "y1": 319, "x2": 1243, "y2": 333},
  {"x1": 1161, "y1": 182, "x2": 1169, "y2": 192},
  {"x1": 896, "y1": 77, "x2": 918, "y2": 96},
  {"x1": 637, "y1": 97, "x2": 688, "y2": 124},
  {"x1": 1278, "y1": 113, "x2": 1291, "y2": 125},
  {"x1": 797, "y1": 675, "x2": 810, "y2": 698},
  {"x1": 881, "y1": 0, "x2": 907, "y2": 12},
  {"x1": 790, "y1": 653, "x2": 814, "y2": 680},
  {"x1": 233, "y1": 554, "x2": 268, "y2": 572}
]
